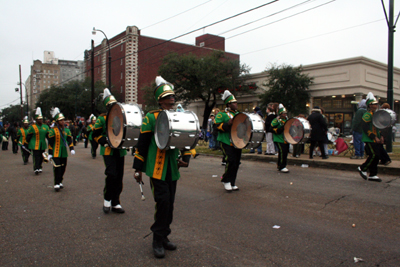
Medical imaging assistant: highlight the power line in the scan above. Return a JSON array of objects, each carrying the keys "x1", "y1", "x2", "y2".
[
  {"x1": 51, "y1": 0, "x2": 280, "y2": 87},
  {"x1": 218, "y1": 0, "x2": 314, "y2": 36},
  {"x1": 241, "y1": 19, "x2": 385, "y2": 55},
  {"x1": 141, "y1": 0, "x2": 213, "y2": 30},
  {"x1": 183, "y1": 0, "x2": 229, "y2": 33},
  {"x1": 227, "y1": 0, "x2": 336, "y2": 39},
  {"x1": 0, "y1": 97, "x2": 21, "y2": 108},
  {"x1": 135, "y1": 0, "x2": 332, "y2": 69}
]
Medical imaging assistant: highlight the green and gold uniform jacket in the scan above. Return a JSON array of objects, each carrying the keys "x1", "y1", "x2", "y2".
[
  {"x1": 26, "y1": 124, "x2": 50, "y2": 150},
  {"x1": 271, "y1": 117, "x2": 288, "y2": 143},
  {"x1": 133, "y1": 110, "x2": 191, "y2": 181},
  {"x1": 92, "y1": 114, "x2": 127, "y2": 156},
  {"x1": 361, "y1": 110, "x2": 381, "y2": 143},
  {"x1": 16, "y1": 128, "x2": 29, "y2": 146},
  {"x1": 215, "y1": 109, "x2": 239, "y2": 146},
  {"x1": 48, "y1": 127, "x2": 74, "y2": 158},
  {"x1": 86, "y1": 123, "x2": 95, "y2": 141}
]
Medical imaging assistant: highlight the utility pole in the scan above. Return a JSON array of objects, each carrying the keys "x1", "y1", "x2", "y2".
[
  {"x1": 19, "y1": 65, "x2": 23, "y2": 119},
  {"x1": 381, "y1": 0, "x2": 399, "y2": 152},
  {"x1": 91, "y1": 40, "x2": 95, "y2": 115}
]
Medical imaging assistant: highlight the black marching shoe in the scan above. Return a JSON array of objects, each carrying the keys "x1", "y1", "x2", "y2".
[
  {"x1": 152, "y1": 241, "x2": 165, "y2": 258},
  {"x1": 162, "y1": 238, "x2": 177, "y2": 250}
]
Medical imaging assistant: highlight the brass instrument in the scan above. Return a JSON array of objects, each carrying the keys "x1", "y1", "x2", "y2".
[{"x1": 42, "y1": 152, "x2": 64, "y2": 167}]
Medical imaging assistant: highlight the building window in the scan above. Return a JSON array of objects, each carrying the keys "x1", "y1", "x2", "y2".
[
  {"x1": 314, "y1": 99, "x2": 321, "y2": 107},
  {"x1": 121, "y1": 44, "x2": 123, "y2": 51},
  {"x1": 121, "y1": 59, "x2": 123, "y2": 65},
  {"x1": 121, "y1": 73, "x2": 123, "y2": 79},
  {"x1": 332, "y1": 99, "x2": 342, "y2": 108},
  {"x1": 322, "y1": 99, "x2": 332, "y2": 108},
  {"x1": 343, "y1": 99, "x2": 352, "y2": 108},
  {"x1": 121, "y1": 86, "x2": 123, "y2": 93}
]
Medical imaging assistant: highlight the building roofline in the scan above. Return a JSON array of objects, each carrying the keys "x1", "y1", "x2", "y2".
[
  {"x1": 302, "y1": 56, "x2": 400, "y2": 73},
  {"x1": 249, "y1": 56, "x2": 400, "y2": 76}
]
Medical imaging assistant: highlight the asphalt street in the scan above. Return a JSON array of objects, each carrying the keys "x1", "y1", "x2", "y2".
[{"x1": 0, "y1": 144, "x2": 399, "y2": 266}]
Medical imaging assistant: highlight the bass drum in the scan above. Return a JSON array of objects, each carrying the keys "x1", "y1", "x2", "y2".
[
  {"x1": 231, "y1": 113, "x2": 265, "y2": 149},
  {"x1": 284, "y1": 117, "x2": 311, "y2": 144},
  {"x1": 155, "y1": 110, "x2": 200, "y2": 150},
  {"x1": 106, "y1": 103, "x2": 143, "y2": 149},
  {"x1": 372, "y1": 109, "x2": 397, "y2": 129}
]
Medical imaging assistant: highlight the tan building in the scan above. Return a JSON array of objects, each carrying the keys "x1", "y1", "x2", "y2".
[
  {"x1": 188, "y1": 56, "x2": 400, "y2": 135},
  {"x1": 28, "y1": 60, "x2": 61, "y2": 109}
]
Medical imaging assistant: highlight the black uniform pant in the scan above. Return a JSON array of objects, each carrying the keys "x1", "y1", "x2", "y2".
[
  {"x1": 12, "y1": 140, "x2": 18, "y2": 153},
  {"x1": 276, "y1": 142, "x2": 289, "y2": 170},
  {"x1": 150, "y1": 165, "x2": 177, "y2": 242},
  {"x1": 380, "y1": 147, "x2": 391, "y2": 164},
  {"x1": 292, "y1": 143, "x2": 304, "y2": 157},
  {"x1": 2, "y1": 141, "x2": 8, "y2": 150},
  {"x1": 361, "y1": 143, "x2": 382, "y2": 176},
  {"x1": 32, "y1": 150, "x2": 44, "y2": 171},
  {"x1": 53, "y1": 157, "x2": 67, "y2": 185},
  {"x1": 103, "y1": 153, "x2": 124, "y2": 206},
  {"x1": 84, "y1": 137, "x2": 89, "y2": 148},
  {"x1": 309, "y1": 140, "x2": 327, "y2": 158},
  {"x1": 21, "y1": 147, "x2": 31, "y2": 163},
  {"x1": 220, "y1": 143, "x2": 242, "y2": 186},
  {"x1": 90, "y1": 140, "x2": 98, "y2": 158}
]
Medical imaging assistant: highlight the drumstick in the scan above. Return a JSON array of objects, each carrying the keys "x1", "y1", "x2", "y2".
[{"x1": 139, "y1": 181, "x2": 145, "y2": 201}]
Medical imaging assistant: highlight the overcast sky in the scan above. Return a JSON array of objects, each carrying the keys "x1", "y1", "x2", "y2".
[{"x1": 1, "y1": 0, "x2": 399, "y2": 109}]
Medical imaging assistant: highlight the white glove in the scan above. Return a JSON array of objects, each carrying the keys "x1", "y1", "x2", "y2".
[
  {"x1": 48, "y1": 154, "x2": 53, "y2": 161},
  {"x1": 71, "y1": 150, "x2": 75, "y2": 155}
]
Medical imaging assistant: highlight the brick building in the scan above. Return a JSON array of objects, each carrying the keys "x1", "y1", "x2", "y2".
[{"x1": 85, "y1": 26, "x2": 239, "y2": 106}]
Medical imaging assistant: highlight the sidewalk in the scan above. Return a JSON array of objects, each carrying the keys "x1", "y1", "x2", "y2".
[{"x1": 241, "y1": 153, "x2": 400, "y2": 176}]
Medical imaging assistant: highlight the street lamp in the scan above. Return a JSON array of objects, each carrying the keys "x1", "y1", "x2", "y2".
[{"x1": 92, "y1": 27, "x2": 112, "y2": 90}]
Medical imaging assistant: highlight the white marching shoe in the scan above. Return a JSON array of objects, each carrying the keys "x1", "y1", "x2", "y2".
[
  {"x1": 223, "y1": 182, "x2": 232, "y2": 192},
  {"x1": 280, "y1": 168, "x2": 289, "y2": 173},
  {"x1": 232, "y1": 185, "x2": 239, "y2": 191},
  {"x1": 103, "y1": 200, "x2": 111, "y2": 213}
]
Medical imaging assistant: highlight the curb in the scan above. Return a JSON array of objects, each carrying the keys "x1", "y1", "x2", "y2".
[{"x1": 240, "y1": 154, "x2": 399, "y2": 176}]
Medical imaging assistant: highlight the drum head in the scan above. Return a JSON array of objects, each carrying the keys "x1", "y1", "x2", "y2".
[
  {"x1": 373, "y1": 109, "x2": 396, "y2": 129},
  {"x1": 155, "y1": 111, "x2": 170, "y2": 150},
  {"x1": 231, "y1": 113, "x2": 251, "y2": 149},
  {"x1": 284, "y1": 118, "x2": 304, "y2": 144},
  {"x1": 107, "y1": 103, "x2": 125, "y2": 148}
]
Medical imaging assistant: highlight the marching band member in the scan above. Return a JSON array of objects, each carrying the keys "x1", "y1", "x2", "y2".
[
  {"x1": 26, "y1": 108, "x2": 50, "y2": 175},
  {"x1": 358, "y1": 92, "x2": 383, "y2": 182},
  {"x1": 215, "y1": 90, "x2": 241, "y2": 192},
  {"x1": 86, "y1": 114, "x2": 98, "y2": 159},
  {"x1": 47, "y1": 108, "x2": 75, "y2": 191},
  {"x1": 16, "y1": 116, "x2": 31, "y2": 165},
  {"x1": 271, "y1": 104, "x2": 289, "y2": 173},
  {"x1": 133, "y1": 76, "x2": 191, "y2": 259},
  {"x1": 92, "y1": 89, "x2": 127, "y2": 214}
]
